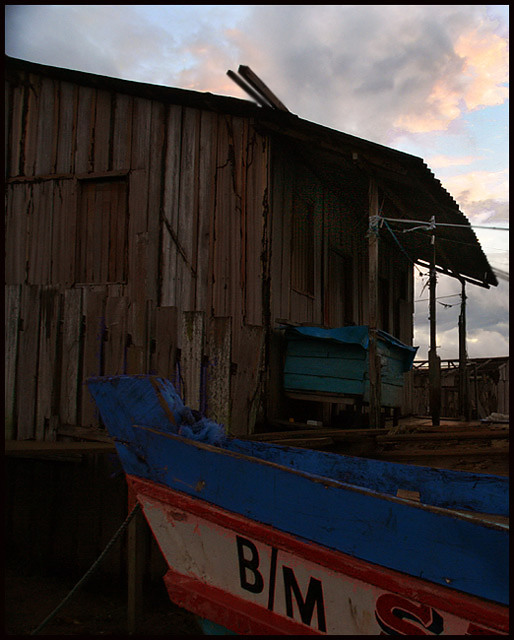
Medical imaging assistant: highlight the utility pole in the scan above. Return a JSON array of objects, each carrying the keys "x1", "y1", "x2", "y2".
[
  {"x1": 428, "y1": 228, "x2": 441, "y2": 426},
  {"x1": 458, "y1": 278, "x2": 470, "y2": 420},
  {"x1": 368, "y1": 178, "x2": 382, "y2": 428}
]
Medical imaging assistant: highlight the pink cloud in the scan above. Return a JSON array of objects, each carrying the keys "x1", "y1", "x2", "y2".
[{"x1": 395, "y1": 23, "x2": 508, "y2": 134}]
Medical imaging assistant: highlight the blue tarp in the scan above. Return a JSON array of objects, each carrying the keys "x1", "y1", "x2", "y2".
[{"x1": 284, "y1": 325, "x2": 418, "y2": 371}]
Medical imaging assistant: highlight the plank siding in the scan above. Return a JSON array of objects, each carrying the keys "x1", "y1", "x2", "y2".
[
  {"x1": 177, "y1": 108, "x2": 201, "y2": 312},
  {"x1": 270, "y1": 146, "x2": 289, "y2": 322},
  {"x1": 22, "y1": 73, "x2": 41, "y2": 177},
  {"x1": 74, "y1": 86, "x2": 95, "y2": 174},
  {"x1": 206, "y1": 316, "x2": 232, "y2": 427},
  {"x1": 5, "y1": 183, "x2": 29, "y2": 284},
  {"x1": 127, "y1": 167, "x2": 148, "y2": 348},
  {"x1": 55, "y1": 81, "x2": 78, "y2": 175},
  {"x1": 212, "y1": 118, "x2": 229, "y2": 316},
  {"x1": 7, "y1": 79, "x2": 25, "y2": 176},
  {"x1": 60, "y1": 288, "x2": 83, "y2": 426},
  {"x1": 152, "y1": 306, "x2": 179, "y2": 382},
  {"x1": 51, "y1": 179, "x2": 76, "y2": 285},
  {"x1": 27, "y1": 181, "x2": 51, "y2": 284},
  {"x1": 130, "y1": 97, "x2": 152, "y2": 171},
  {"x1": 195, "y1": 110, "x2": 218, "y2": 312},
  {"x1": 245, "y1": 128, "x2": 268, "y2": 326},
  {"x1": 5, "y1": 285, "x2": 21, "y2": 439},
  {"x1": 181, "y1": 310, "x2": 205, "y2": 411},
  {"x1": 35, "y1": 77, "x2": 58, "y2": 176},
  {"x1": 146, "y1": 101, "x2": 166, "y2": 306},
  {"x1": 104, "y1": 296, "x2": 129, "y2": 376},
  {"x1": 80, "y1": 287, "x2": 107, "y2": 427},
  {"x1": 16, "y1": 285, "x2": 41, "y2": 439},
  {"x1": 227, "y1": 117, "x2": 245, "y2": 330},
  {"x1": 5, "y1": 58, "x2": 418, "y2": 445},
  {"x1": 111, "y1": 93, "x2": 133, "y2": 171},
  {"x1": 160, "y1": 105, "x2": 182, "y2": 307},
  {"x1": 280, "y1": 150, "x2": 293, "y2": 321},
  {"x1": 36, "y1": 286, "x2": 61, "y2": 440},
  {"x1": 93, "y1": 89, "x2": 112, "y2": 173},
  {"x1": 230, "y1": 324, "x2": 265, "y2": 435}
]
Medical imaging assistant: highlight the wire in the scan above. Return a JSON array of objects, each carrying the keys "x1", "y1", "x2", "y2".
[
  {"x1": 380, "y1": 216, "x2": 509, "y2": 231},
  {"x1": 415, "y1": 293, "x2": 461, "y2": 303},
  {"x1": 381, "y1": 217, "x2": 427, "y2": 277},
  {"x1": 30, "y1": 502, "x2": 142, "y2": 635}
]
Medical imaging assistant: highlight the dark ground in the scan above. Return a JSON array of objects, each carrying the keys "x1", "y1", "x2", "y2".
[{"x1": 4, "y1": 567, "x2": 202, "y2": 636}]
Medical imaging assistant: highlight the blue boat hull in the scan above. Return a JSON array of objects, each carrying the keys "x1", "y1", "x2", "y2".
[{"x1": 86, "y1": 375, "x2": 508, "y2": 610}]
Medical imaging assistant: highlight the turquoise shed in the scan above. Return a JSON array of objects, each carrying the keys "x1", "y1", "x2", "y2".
[{"x1": 284, "y1": 326, "x2": 418, "y2": 409}]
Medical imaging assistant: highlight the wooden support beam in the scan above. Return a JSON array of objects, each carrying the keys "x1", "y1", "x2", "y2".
[
  {"x1": 5, "y1": 440, "x2": 116, "y2": 455},
  {"x1": 226, "y1": 70, "x2": 272, "y2": 108},
  {"x1": 244, "y1": 428, "x2": 384, "y2": 442},
  {"x1": 237, "y1": 65, "x2": 290, "y2": 112},
  {"x1": 374, "y1": 446, "x2": 508, "y2": 459},
  {"x1": 458, "y1": 279, "x2": 471, "y2": 421},
  {"x1": 266, "y1": 437, "x2": 335, "y2": 449},
  {"x1": 428, "y1": 233, "x2": 441, "y2": 426},
  {"x1": 376, "y1": 429, "x2": 508, "y2": 443},
  {"x1": 127, "y1": 488, "x2": 146, "y2": 635},
  {"x1": 368, "y1": 178, "x2": 381, "y2": 428}
]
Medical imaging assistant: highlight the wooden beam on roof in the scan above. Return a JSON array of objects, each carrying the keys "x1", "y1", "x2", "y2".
[
  {"x1": 428, "y1": 233, "x2": 441, "y2": 427},
  {"x1": 238, "y1": 65, "x2": 289, "y2": 112},
  {"x1": 458, "y1": 278, "x2": 471, "y2": 421},
  {"x1": 227, "y1": 69, "x2": 273, "y2": 108}
]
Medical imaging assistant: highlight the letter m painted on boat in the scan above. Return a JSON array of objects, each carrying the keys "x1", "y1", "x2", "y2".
[{"x1": 282, "y1": 566, "x2": 327, "y2": 632}]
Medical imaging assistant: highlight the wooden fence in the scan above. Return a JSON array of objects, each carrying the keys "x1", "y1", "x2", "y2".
[{"x1": 410, "y1": 357, "x2": 509, "y2": 419}]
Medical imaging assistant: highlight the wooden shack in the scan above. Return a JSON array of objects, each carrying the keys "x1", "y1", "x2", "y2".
[
  {"x1": 5, "y1": 56, "x2": 502, "y2": 593},
  {"x1": 5, "y1": 55, "x2": 498, "y2": 441}
]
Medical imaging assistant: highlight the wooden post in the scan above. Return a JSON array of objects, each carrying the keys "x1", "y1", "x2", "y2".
[
  {"x1": 458, "y1": 279, "x2": 470, "y2": 420},
  {"x1": 368, "y1": 178, "x2": 381, "y2": 428},
  {"x1": 127, "y1": 487, "x2": 146, "y2": 634},
  {"x1": 181, "y1": 311, "x2": 205, "y2": 411},
  {"x1": 428, "y1": 233, "x2": 441, "y2": 426}
]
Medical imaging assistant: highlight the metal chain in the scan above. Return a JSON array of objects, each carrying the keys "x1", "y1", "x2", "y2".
[{"x1": 30, "y1": 501, "x2": 142, "y2": 635}]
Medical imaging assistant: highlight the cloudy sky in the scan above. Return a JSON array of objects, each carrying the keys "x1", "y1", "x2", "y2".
[{"x1": 5, "y1": 4, "x2": 509, "y2": 360}]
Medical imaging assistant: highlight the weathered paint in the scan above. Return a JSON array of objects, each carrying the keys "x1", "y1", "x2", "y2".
[
  {"x1": 130, "y1": 476, "x2": 508, "y2": 635},
  {"x1": 283, "y1": 326, "x2": 417, "y2": 407},
  {"x1": 118, "y1": 426, "x2": 509, "y2": 605},
  {"x1": 228, "y1": 438, "x2": 508, "y2": 515},
  {"x1": 87, "y1": 375, "x2": 509, "y2": 606}
]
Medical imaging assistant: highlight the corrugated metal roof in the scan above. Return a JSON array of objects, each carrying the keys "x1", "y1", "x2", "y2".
[
  {"x1": 6, "y1": 55, "x2": 497, "y2": 288},
  {"x1": 254, "y1": 115, "x2": 498, "y2": 288}
]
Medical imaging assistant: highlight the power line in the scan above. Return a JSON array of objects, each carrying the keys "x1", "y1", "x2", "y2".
[
  {"x1": 378, "y1": 216, "x2": 509, "y2": 232},
  {"x1": 415, "y1": 294, "x2": 461, "y2": 303}
]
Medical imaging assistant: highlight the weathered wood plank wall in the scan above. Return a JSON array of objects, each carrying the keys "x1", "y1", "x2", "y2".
[
  {"x1": 5, "y1": 67, "x2": 271, "y2": 439},
  {"x1": 5, "y1": 62, "x2": 416, "y2": 439}
]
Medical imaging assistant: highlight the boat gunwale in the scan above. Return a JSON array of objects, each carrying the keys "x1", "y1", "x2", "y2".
[{"x1": 125, "y1": 424, "x2": 508, "y2": 530}]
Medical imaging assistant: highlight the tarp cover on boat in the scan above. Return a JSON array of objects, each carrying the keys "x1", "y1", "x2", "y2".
[{"x1": 285, "y1": 325, "x2": 418, "y2": 371}]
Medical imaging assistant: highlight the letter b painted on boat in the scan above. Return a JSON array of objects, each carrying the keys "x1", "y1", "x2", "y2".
[{"x1": 236, "y1": 536, "x2": 264, "y2": 594}]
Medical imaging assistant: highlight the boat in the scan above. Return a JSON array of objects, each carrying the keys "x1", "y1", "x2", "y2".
[{"x1": 87, "y1": 374, "x2": 508, "y2": 635}]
